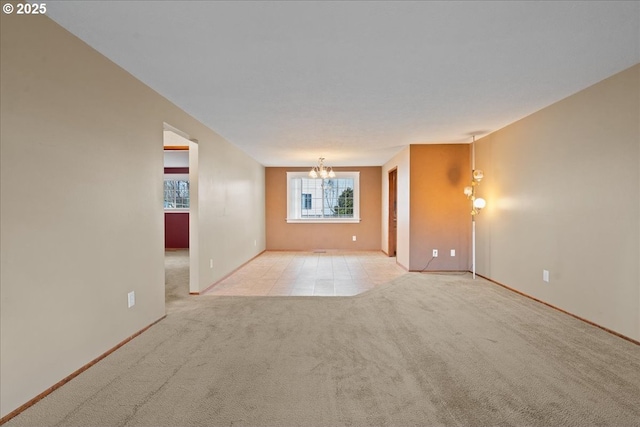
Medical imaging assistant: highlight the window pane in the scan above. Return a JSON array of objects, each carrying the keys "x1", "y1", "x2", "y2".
[
  {"x1": 164, "y1": 179, "x2": 189, "y2": 209},
  {"x1": 324, "y1": 178, "x2": 354, "y2": 218}
]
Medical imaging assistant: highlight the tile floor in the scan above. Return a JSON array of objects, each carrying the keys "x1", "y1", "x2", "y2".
[{"x1": 204, "y1": 251, "x2": 408, "y2": 297}]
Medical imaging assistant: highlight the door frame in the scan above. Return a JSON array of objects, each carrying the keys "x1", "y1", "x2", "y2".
[
  {"x1": 388, "y1": 167, "x2": 397, "y2": 257},
  {"x1": 163, "y1": 123, "x2": 199, "y2": 295}
]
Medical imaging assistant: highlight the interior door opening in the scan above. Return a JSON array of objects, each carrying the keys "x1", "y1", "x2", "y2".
[
  {"x1": 388, "y1": 168, "x2": 397, "y2": 257},
  {"x1": 163, "y1": 124, "x2": 198, "y2": 305}
]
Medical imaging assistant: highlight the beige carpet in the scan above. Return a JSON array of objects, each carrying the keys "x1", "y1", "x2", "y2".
[
  {"x1": 164, "y1": 249, "x2": 191, "y2": 312},
  {"x1": 5, "y1": 255, "x2": 640, "y2": 426}
]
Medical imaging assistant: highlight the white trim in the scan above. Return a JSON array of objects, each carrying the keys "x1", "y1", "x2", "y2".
[{"x1": 286, "y1": 218, "x2": 361, "y2": 224}]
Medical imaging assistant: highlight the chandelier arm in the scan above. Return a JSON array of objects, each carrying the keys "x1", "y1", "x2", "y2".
[{"x1": 309, "y1": 157, "x2": 334, "y2": 179}]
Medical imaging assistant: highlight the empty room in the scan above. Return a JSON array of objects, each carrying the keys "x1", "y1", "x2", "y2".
[{"x1": 1, "y1": 1, "x2": 639, "y2": 426}]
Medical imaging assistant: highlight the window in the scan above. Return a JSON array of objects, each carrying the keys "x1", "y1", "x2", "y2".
[
  {"x1": 287, "y1": 171, "x2": 360, "y2": 223},
  {"x1": 164, "y1": 177, "x2": 190, "y2": 210}
]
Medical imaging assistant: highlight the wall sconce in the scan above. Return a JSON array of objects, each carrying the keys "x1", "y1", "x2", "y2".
[
  {"x1": 464, "y1": 158, "x2": 486, "y2": 215},
  {"x1": 465, "y1": 135, "x2": 486, "y2": 279},
  {"x1": 309, "y1": 157, "x2": 335, "y2": 179}
]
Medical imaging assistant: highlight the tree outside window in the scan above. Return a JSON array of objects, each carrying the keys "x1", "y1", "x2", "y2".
[{"x1": 164, "y1": 179, "x2": 189, "y2": 209}]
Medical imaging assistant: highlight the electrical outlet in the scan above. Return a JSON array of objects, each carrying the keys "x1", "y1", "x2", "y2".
[
  {"x1": 450, "y1": 249, "x2": 456, "y2": 257},
  {"x1": 127, "y1": 291, "x2": 135, "y2": 308},
  {"x1": 543, "y1": 270, "x2": 550, "y2": 283},
  {"x1": 352, "y1": 235, "x2": 357, "y2": 242},
  {"x1": 432, "y1": 249, "x2": 438, "y2": 257}
]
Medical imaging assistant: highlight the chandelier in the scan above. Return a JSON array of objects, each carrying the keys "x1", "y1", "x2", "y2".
[{"x1": 309, "y1": 157, "x2": 335, "y2": 179}]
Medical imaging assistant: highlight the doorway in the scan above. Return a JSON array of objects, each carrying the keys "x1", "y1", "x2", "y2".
[
  {"x1": 163, "y1": 124, "x2": 198, "y2": 307},
  {"x1": 388, "y1": 168, "x2": 397, "y2": 257}
]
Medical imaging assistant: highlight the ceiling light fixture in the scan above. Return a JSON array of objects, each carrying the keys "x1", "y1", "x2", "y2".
[{"x1": 309, "y1": 157, "x2": 335, "y2": 179}]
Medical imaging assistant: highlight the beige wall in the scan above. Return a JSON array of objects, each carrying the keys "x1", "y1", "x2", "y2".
[
  {"x1": 475, "y1": 64, "x2": 640, "y2": 341},
  {"x1": 409, "y1": 145, "x2": 471, "y2": 271},
  {"x1": 382, "y1": 148, "x2": 411, "y2": 269},
  {"x1": 0, "y1": 14, "x2": 265, "y2": 417},
  {"x1": 266, "y1": 167, "x2": 381, "y2": 250},
  {"x1": 197, "y1": 137, "x2": 265, "y2": 287}
]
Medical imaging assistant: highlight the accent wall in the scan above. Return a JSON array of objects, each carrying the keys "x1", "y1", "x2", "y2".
[
  {"x1": 381, "y1": 145, "x2": 471, "y2": 272},
  {"x1": 409, "y1": 144, "x2": 471, "y2": 272},
  {"x1": 266, "y1": 167, "x2": 381, "y2": 250}
]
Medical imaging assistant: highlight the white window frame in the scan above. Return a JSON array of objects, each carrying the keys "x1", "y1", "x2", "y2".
[
  {"x1": 164, "y1": 173, "x2": 190, "y2": 212},
  {"x1": 286, "y1": 171, "x2": 360, "y2": 223}
]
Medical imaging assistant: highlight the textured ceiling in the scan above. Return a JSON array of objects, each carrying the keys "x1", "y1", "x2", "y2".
[{"x1": 44, "y1": 1, "x2": 639, "y2": 166}]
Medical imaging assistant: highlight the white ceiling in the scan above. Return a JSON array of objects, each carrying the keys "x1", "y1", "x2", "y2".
[{"x1": 44, "y1": 1, "x2": 639, "y2": 166}]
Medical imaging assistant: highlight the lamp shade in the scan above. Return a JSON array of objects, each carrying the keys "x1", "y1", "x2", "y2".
[
  {"x1": 473, "y1": 197, "x2": 486, "y2": 210},
  {"x1": 472, "y1": 169, "x2": 484, "y2": 181},
  {"x1": 463, "y1": 186, "x2": 473, "y2": 197}
]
